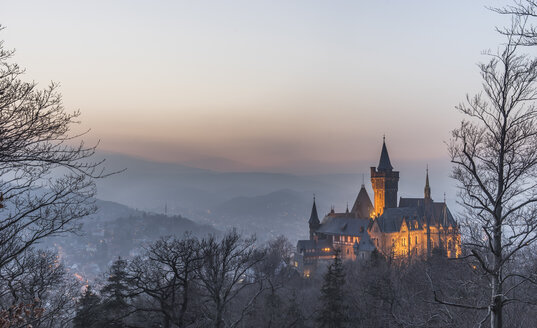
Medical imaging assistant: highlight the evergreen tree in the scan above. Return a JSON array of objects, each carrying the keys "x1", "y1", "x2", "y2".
[
  {"x1": 317, "y1": 248, "x2": 349, "y2": 328},
  {"x1": 100, "y1": 257, "x2": 132, "y2": 328},
  {"x1": 73, "y1": 285, "x2": 102, "y2": 328}
]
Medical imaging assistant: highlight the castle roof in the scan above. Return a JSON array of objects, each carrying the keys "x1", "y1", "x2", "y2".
[
  {"x1": 317, "y1": 216, "x2": 370, "y2": 236},
  {"x1": 375, "y1": 207, "x2": 421, "y2": 232},
  {"x1": 376, "y1": 198, "x2": 456, "y2": 233},
  {"x1": 378, "y1": 139, "x2": 393, "y2": 171},
  {"x1": 351, "y1": 185, "x2": 374, "y2": 218},
  {"x1": 356, "y1": 232, "x2": 376, "y2": 252}
]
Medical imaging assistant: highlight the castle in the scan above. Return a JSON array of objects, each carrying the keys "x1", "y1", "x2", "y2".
[{"x1": 296, "y1": 139, "x2": 461, "y2": 276}]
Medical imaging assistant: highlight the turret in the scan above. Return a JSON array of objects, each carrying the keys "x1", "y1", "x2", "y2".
[
  {"x1": 424, "y1": 166, "x2": 431, "y2": 201},
  {"x1": 308, "y1": 196, "x2": 320, "y2": 240},
  {"x1": 371, "y1": 137, "x2": 399, "y2": 216}
]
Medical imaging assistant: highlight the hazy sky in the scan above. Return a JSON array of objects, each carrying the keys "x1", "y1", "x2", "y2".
[{"x1": 1, "y1": 0, "x2": 514, "y2": 173}]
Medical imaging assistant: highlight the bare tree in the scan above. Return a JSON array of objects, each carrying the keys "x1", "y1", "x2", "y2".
[
  {"x1": 494, "y1": 1, "x2": 537, "y2": 45},
  {"x1": 129, "y1": 235, "x2": 202, "y2": 328},
  {"x1": 196, "y1": 230, "x2": 265, "y2": 328},
  {"x1": 246, "y1": 236, "x2": 301, "y2": 328},
  {"x1": 0, "y1": 27, "x2": 109, "y2": 271},
  {"x1": 447, "y1": 18, "x2": 537, "y2": 328},
  {"x1": 0, "y1": 249, "x2": 80, "y2": 328}
]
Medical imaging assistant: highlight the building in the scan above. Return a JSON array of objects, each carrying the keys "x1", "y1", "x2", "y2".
[{"x1": 296, "y1": 139, "x2": 461, "y2": 276}]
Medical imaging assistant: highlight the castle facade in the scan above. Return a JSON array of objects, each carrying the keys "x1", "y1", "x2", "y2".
[{"x1": 296, "y1": 139, "x2": 461, "y2": 276}]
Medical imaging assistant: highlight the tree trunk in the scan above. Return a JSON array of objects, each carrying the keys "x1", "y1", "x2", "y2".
[
  {"x1": 491, "y1": 274, "x2": 502, "y2": 328},
  {"x1": 491, "y1": 215, "x2": 503, "y2": 328},
  {"x1": 215, "y1": 301, "x2": 223, "y2": 328}
]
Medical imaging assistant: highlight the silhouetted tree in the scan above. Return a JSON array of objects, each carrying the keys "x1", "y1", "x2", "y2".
[
  {"x1": 0, "y1": 26, "x2": 109, "y2": 272},
  {"x1": 445, "y1": 17, "x2": 537, "y2": 328},
  {"x1": 73, "y1": 286, "x2": 101, "y2": 328},
  {"x1": 317, "y1": 248, "x2": 348, "y2": 328},
  {"x1": 196, "y1": 230, "x2": 265, "y2": 328},
  {"x1": 129, "y1": 235, "x2": 202, "y2": 328},
  {"x1": 0, "y1": 249, "x2": 79, "y2": 328},
  {"x1": 100, "y1": 257, "x2": 132, "y2": 328},
  {"x1": 495, "y1": 1, "x2": 537, "y2": 45}
]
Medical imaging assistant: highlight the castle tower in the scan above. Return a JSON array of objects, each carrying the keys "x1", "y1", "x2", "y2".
[
  {"x1": 308, "y1": 196, "x2": 320, "y2": 240},
  {"x1": 370, "y1": 137, "x2": 399, "y2": 217},
  {"x1": 424, "y1": 166, "x2": 431, "y2": 200}
]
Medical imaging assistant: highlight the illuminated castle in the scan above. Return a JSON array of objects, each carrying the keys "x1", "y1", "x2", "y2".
[{"x1": 296, "y1": 139, "x2": 461, "y2": 276}]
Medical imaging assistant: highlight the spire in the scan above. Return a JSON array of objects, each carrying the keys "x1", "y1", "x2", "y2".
[
  {"x1": 377, "y1": 137, "x2": 393, "y2": 171},
  {"x1": 345, "y1": 202, "x2": 349, "y2": 214},
  {"x1": 352, "y1": 184, "x2": 374, "y2": 218},
  {"x1": 308, "y1": 195, "x2": 320, "y2": 225},
  {"x1": 424, "y1": 165, "x2": 431, "y2": 200}
]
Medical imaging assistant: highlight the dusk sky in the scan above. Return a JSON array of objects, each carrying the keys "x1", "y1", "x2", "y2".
[{"x1": 2, "y1": 0, "x2": 514, "y2": 173}]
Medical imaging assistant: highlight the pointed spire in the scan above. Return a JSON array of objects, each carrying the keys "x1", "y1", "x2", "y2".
[
  {"x1": 377, "y1": 137, "x2": 393, "y2": 171},
  {"x1": 443, "y1": 202, "x2": 448, "y2": 227},
  {"x1": 351, "y1": 184, "x2": 374, "y2": 218},
  {"x1": 424, "y1": 165, "x2": 431, "y2": 199},
  {"x1": 308, "y1": 195, "x2": 320, "y2": 225},
  {"x1": 346, "y1": 202, "x2": 349, "y2": 214}
]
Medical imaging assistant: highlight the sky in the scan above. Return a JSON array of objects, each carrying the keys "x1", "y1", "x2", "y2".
[{"x1": 1, "y1": 0, "x2": 515, "y2": 174}]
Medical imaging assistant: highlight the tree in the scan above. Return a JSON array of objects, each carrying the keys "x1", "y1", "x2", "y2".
[
  {"x1": 494, "y1": 1, "x2": 537, "y2": 45},
  {"x1": 0, "y1": 249, "x2": 79, "y2": 328},
  {"x1": 129, "y1": 235, "x2": 202, "y2": 328},
  {"x1": 446, "y1": 18, "x2": 537, "y2": 328},
  {"x1": 247, "y1": 236, "x2": 299, "y2": 328},
  {"x1": 196, "y1": 230, "x2": 265, "y2": 328},
  {"x1": 0, "y1": 26, "x2": 108, "y2": 271},
  {"x1": 316, "y1": 248, "x2": 348, "y2": 328},
  {"x1": 73, "y1": 286, "x2": 101, "y2": 328},
  {"x1": 100, "y1": 257, "x2": 132, "y2": 328}
]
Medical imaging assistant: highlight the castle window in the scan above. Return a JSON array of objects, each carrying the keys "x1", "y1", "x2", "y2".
[
  {"x1": 415, "y1": 236, "x2": 418, "y2": 245},
  {"x1": 402, "y1": 238, "x2": 406, "y2": 246}
]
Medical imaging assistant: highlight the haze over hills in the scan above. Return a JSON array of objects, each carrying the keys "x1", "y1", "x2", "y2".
[
  {"x1": 43, "y1": 199, "x2": 218, "y2": 280},
  {"x1": 95, "y1": 152, "x2": 460, "y2": 243}
]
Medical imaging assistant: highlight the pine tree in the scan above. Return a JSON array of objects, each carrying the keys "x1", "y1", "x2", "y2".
[
  {"x1": 100, "y1": 257, "x2": 131, "y2": 328},
  {"x1": 317, "y1": 248, "x2": 349, "y2": 328},
  {"x1": 73, "y1": 285, "x2": 102, "y2": 328}
]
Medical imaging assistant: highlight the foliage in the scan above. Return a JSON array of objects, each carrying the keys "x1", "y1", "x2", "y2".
[
  {"x1": 317, "y1": 248, "x2": 348, "y2": 328},
  {"x1": 73, "y1": 286, "x2": 101, "y2": 328},
  {"x1": 100, "y1": 257, "x2": 132, "y2": 328}
]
